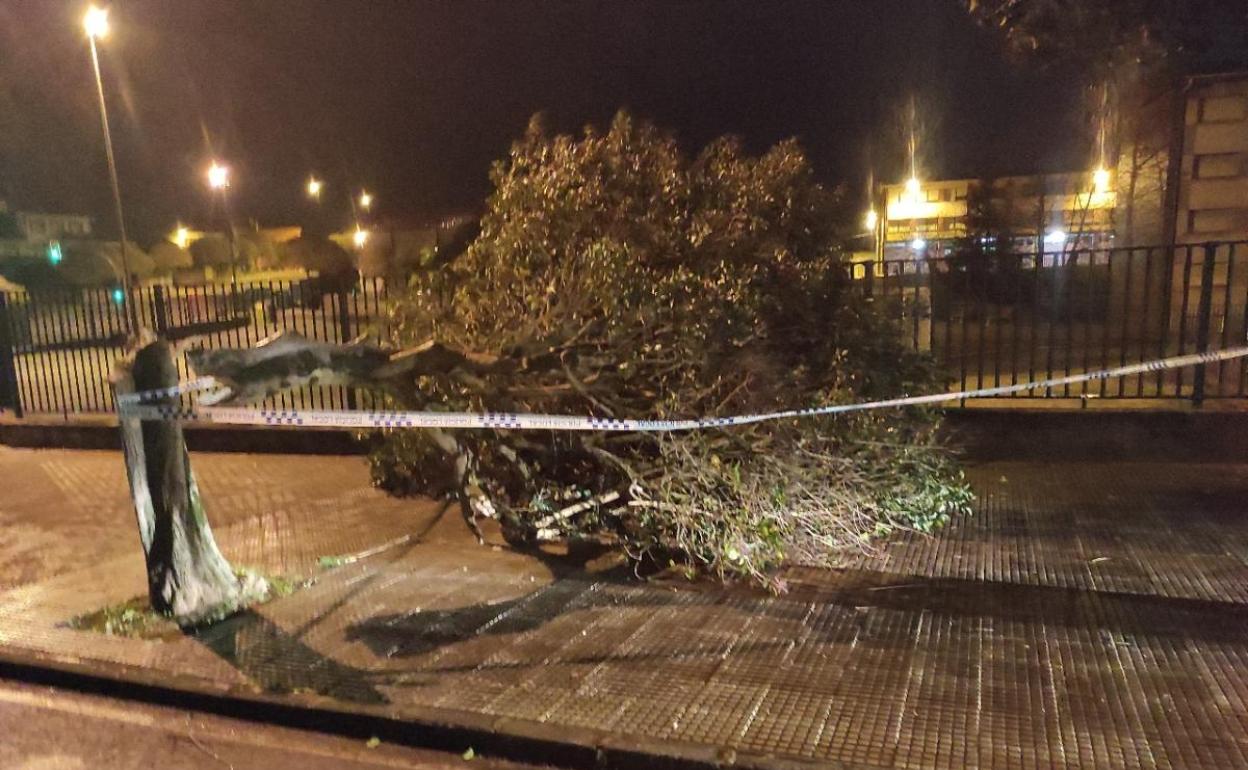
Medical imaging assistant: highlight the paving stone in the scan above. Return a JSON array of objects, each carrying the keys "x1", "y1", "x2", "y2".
[{"x1": 1, "y1": 453, "x2": 1247, "y2": 767}]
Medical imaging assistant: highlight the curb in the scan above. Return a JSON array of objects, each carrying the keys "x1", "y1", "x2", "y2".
[{"x1": 0, "y1": 645, "x2": 837, "y2": 770}]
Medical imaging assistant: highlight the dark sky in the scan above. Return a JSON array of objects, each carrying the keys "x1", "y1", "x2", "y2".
[{"x1": 0, "y1": 1, "x2": 1090, "y2": 243}]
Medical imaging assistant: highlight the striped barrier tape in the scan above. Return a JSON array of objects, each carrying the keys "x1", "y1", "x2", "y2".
[
  {"x1": 116, "y1": 376, "x2": 221, "y2": 405},
  {"x1": 114, "y1": 345, "x2": 1248, "y2": 432}
]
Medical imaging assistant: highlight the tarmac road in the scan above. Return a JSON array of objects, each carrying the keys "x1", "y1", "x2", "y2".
[{"x1": 0, "y1": 676, "x2": 537, "y2": 770}]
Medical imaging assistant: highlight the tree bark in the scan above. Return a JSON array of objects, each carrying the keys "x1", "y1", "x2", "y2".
[
  {"x1": 114, "y1": 335, "x2": 265, "y2": 626},
  {"x1": 187, "y1": 331, "x2": 514, "y2": 405}
]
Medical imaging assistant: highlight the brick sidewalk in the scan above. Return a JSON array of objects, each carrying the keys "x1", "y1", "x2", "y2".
[{"x1": 1, "y1": 451, "x2": 1247, "y2": 768}]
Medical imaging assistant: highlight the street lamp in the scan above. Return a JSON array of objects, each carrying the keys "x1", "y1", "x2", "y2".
[
  {"x1": 358, "y1": 190, "x2": 373, "y2": 211},
  {"x1": 352, "y1": 226, "x2": 369, "y2": 249},
  {"x1": 306, "y1": 177, "x2": 323, "y2": 200},
  {"x1": 207, "y1": 161, "x2": 230, "y2": 191},
  {"x1": 205, "y1": 161, "x2": 239, "y2": 287},
  {"x1": 83, "y1": 4, "x2": 138, "y2": 332}
]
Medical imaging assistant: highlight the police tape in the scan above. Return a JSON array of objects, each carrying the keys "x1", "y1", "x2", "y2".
[
  {"x1": 115, "y1": 345, "x2": 1248, "y2": 432},
  {"x1": 116, "y1": 376, "x2": 220, "y2": 405}
]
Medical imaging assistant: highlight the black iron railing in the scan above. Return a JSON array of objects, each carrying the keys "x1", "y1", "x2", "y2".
[
  {"x1": 0, "y1": 277, "x2": 392, "y2": 417},
  {"x1": 0, "y1": 242, "x2": 1246, "y2": 419},
  {"x1": 848, "y1": 241, "x2": 1248, "y2": 403}
]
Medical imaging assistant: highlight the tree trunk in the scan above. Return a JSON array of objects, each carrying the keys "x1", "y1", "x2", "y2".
[{"x1": 114, "y1": 336, "x2": 265, "y2": 626}]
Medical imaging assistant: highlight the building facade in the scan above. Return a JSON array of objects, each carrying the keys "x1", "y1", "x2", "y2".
[
  {"x1": 12, "y1": 211, "x2": 93, "y2": 241},
  {"x1": 867, "y1": 71, "x2": 1248, "y2": 261},
  {"x1": 873, "y1": 171, "x2": 1117, "y2": 261},
  {"x1": 1172, "y1": 72, "x2": 1248, "y2": 245}
]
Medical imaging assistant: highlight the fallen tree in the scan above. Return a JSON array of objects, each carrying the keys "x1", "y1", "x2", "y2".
[{"x1": 189, "y1": 112, "x2": 972, "y2": 588}]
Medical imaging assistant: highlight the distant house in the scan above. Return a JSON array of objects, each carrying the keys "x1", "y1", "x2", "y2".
[
  {"x1": 12, "y1": 210, "x2": 93, "y2": 241},
  {"x1": 0, "y1": 201, "x2": 93, "y2": 261}
]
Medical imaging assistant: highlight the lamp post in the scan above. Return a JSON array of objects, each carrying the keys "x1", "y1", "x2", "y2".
[
  {"x1": 206, "y1": 161, "x2": 239, "y2": 288},
  {"x1": 84, "y1": 5, "x2": 138, "y2": 333}
]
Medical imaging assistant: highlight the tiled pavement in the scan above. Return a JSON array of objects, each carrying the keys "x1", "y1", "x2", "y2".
[{"x1": 1, "y1": 449, "x2": 1247, "y2": 768}]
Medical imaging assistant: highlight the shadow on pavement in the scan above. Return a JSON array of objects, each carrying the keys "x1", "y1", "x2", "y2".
[{"x1": 194, "y1": 609, "x2": 388, "y2": 704}]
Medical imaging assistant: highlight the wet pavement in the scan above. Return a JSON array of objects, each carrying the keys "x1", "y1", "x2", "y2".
[{"x1": 0, "y1": 449, "x2": 1246, "y2": 768}]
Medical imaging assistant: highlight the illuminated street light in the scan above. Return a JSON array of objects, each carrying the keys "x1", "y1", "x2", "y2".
[
  {"x1": 358, "y1": 191, "x2": 373, "y2": 211},
  {"x1": 205, "y1": 161, "x2": 238, "y2": 286},
  {"x1": 864, "y1": 209, "x2": 878, "y2": 231},
  {"x1": 904, "y1": 176, "x2": 921, "y2": 198},
  {"x1": 83, "y1": 5, "x2": 109, "y2": 39},
  {"x1": 1093, "y1": 167, "x2": 1111, "y2": 194},
  {"x1": 83, "y1": 3, "x2": 137, "y2": 332},
  {"x1": 352, "y1": 227, "x2": 370, "y2": 249},
  {"x1": 910, "y1": 236, "x2": 927, "y2": 251},
  {"x1": 306, "y1": 177, "x2": 323, "y2": 199},
  {"x1": 173, "y1": 225, "x2": 190, "y2": 249},
  {"x1": 207, "y1": 161, "x2": 230, "y2": 190}
]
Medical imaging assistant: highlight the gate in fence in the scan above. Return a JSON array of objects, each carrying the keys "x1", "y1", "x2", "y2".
[{"x1": 0, "y1": 241, "x2": 1245, "y2": 418}]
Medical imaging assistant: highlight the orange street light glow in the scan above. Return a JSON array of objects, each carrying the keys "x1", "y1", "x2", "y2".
[
  {"x1": 207, "y1": 162, "x2": 230, "y2": 190},
  {"x1": 84, "y1": 6, "x2": 109, "y2": 39}
]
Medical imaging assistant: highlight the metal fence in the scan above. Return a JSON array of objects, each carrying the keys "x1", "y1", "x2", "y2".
[
  {"x1": 0, "y1": 240, "x2": 1245, "y2": 419},
  {"x1": 0, "y1": 277, "x2": 392, "y2": 417},
  {"x1": 851, "y1": 240, "x2": 1248, "y2": 403}
]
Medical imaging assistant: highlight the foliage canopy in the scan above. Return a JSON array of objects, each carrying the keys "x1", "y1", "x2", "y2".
[{"x1": 373, "y1": 112, "x2": 970, "y2": 585}]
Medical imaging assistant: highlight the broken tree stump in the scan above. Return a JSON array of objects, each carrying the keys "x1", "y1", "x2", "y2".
[{"x1": 114, "y1": 334, "x2": 266, "y2": 626}]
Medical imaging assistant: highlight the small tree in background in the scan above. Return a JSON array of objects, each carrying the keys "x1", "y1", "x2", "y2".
[
  {"x1": 237, "y1": 231, "x2": 282, "y2": 271},
  {"x1": 59, "y1": 241, "x2": 153, "y2": 287},
  {"x1": 149, "y1": 240, "x2": 194, "y2": 274},
  {"x1": 366, "y1": 112, "x2": 970, "y2": 586},
  {"x1": 281, "y1": 236, "x2": 352, "y2": 275},
  {"x1": 188, "y1": 234, "x2": 235, "y2": 271}
]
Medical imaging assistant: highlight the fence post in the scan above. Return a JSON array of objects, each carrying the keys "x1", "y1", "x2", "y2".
[
  {"x1": 0, "y1": 294, "x2": 23, "y2": 418},
  {"x1": 151, "y1": 285, "x2": 169, "y2": 334},
  {"x1": 1191, "y1": 242, "x2": 1219, "y2": 407},
  {"x1": 336, "y1": 289, "x2": 358, "y2": 409}
]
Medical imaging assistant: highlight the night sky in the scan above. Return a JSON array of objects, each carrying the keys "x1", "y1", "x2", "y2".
[{"x1": 1, "y1": 1, "x2": 1090, "y2": 243}]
